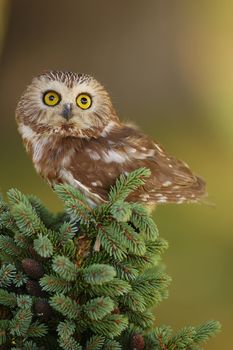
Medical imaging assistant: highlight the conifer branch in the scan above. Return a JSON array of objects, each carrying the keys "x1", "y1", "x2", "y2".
[{"x1": 0, "y1": 168, "x2": 220, "y2": 349}]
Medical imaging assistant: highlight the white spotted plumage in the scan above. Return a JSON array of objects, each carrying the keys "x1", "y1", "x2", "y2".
[{"x1": 16, "y1": 70, "x2": 207, "y2": 210}]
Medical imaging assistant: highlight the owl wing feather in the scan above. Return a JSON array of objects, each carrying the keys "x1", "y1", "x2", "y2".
[{"x1": 66, "y1": 124, "x2": 206, "y2": 205}]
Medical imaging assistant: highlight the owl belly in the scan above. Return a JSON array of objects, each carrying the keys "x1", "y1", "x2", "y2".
[
  {"x1": 32, "y1": 139, "x2": 103, "y2": 207},
  {"x1": 58, "y1": 167, "x2": 104, "y2": 207},
  {"x1": 30, "y1": 136, "x2": 67, "y2": 186}
]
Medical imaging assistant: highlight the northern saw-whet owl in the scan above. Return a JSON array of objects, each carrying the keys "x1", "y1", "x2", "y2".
[{"x1": 16, "y1": 70, "x2": 206, "y2": 210}]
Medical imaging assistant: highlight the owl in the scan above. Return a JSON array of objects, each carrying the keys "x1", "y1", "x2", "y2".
[{"x1": 16, "y1": 70, "x2": 206, "y2": 210}]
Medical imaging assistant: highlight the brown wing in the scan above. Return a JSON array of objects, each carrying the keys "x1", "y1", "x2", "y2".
[
  {"x1": 66, "y1": 124, "x2": 206, "y2": 205},
  {"x1": 118, "y1": 126, "x2": 206, "y2": 204},
  {"x1": 127, "y1": 146, "x2": 206, "y2": 204}
]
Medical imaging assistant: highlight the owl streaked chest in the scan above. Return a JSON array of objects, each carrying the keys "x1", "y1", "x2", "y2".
[
  {"x1": 33, "y1": 136, "x2": 79, "y2": 184},
  {"x1": 18, "y1": 124, "x2": 77, "y2": 181},
  {"x1": 31, "y1": 134, "x2": 108, "y2": 206}
]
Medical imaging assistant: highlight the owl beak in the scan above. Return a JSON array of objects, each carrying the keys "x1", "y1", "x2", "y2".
[{"x1": 61, "y1": 103, "x2": 73, "y2": 120}]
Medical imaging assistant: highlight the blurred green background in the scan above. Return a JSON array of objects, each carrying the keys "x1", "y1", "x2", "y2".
[{"x1": 0, "y1": 1, "x2": 232, "y2": 348}]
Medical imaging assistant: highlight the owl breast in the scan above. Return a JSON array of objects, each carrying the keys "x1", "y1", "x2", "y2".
[
  {"x1": 23, "y1": 128, "x2": 105, "y2": 206},
  {"x1": 32, "y1": 136, "x2": 74, "y2": 182}
]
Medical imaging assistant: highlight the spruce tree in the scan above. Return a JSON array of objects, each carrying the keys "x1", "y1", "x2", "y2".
[{"x1": 0, "y1": 168, "x2": 220, "y2": 349}]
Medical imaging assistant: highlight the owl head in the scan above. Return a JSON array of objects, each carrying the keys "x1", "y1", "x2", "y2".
[{"x1": 16, "y1": 71, "x2": 119, "y2": 138}]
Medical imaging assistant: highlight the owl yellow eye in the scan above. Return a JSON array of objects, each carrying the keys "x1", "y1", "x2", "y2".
[
  {"x1": 43, "y1": 90, "x2": 61, "y2": 106},
  {"x1": 76, "y1": 94, "x2": 92, "y2": 110}
]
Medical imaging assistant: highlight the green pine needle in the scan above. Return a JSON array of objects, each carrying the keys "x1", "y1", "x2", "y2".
[
  {"x1": 59, "y1": 336, "x2": 82, "y2": 350},
  {"x1": 90, "y1": 314, "x2": 128, "y2": 338},
  {"x1": 49, "y1": 294, "x2": 81, "y2": 319},
  {"x1": 167, "y1": 326, "x2": 197, "y2": 349},
  {"x1": 11, "y1": 202, "x2": 46, "y2": 237},
  {"x1": 0, "y1": 289, "x2": 17, "y2": 307},
  {"x1": 52, "y1": 255, "x2": 78, "y2": 281},
  {"x1": 103, "y1": 339, "x2": 122, "y2": 350},
  {"x1": 85, "y1": 335, "x2": 105, "y2": 350},
  {"x1": 34, "y1": 233, "x2": 53, "y2": 257},
  {"x1": 7, "y1": 188, "x2": 31, "y2": 207},
  {"x1": 113, "y1": 221, "x2": 146, "y2": 256},
  {"x1": 127, "y1": 309, "x2": 154, "y2": 329},
  {"x1": 193, "y1": 320, "x2": 221, "y2": 344},
  {"x1": 0, "y1": 235, "x2": 22, "y2": 257},
  {"x1": 0, "y1": 168, "x2": 220, "y2": 349},
  {"x1": 54, "y1": 184, "x2": 91, "y2": 225},
  {"x1": 84, "y1": 296, "x2": 115, "y2": 321},
  {"x1": 0, "y1": 263, "x2": 16, "y2": 288},
  {"x1": 121, "y1": 290, "x2": 147, "y2": 312},
  {"x1": 16, "y1": 295, "x2": 32, "y2": 309},
  {"x1": 27, "y1": 194, "x2": 55, "y2": 228},
  {"x1": 153, "y1": 325, "x2": 173, "y2": 343},
  {"x1": 59, "y1": 221, "x2": 77, "y2": 242},
  {"x1": 83, "y1": 264, "x2": 116, "y2": 285},
  {"x1": 90, "y1": 278, "x2": 131, "y2": 297},
  {"x1": 110, "y1": 201, "x2": 132, "y2": 222},
  {"x1": 114, "y1": 261, "x2": 139, "y2": 281},
  {"x1": 13, "y1": 271, "x2": 28, "y2": 287},
  {"x1": 108, "y1": 167, "x2": 151, "y2": 203},
  {"x1": 10, "y1": 308, "x2": 33, "y2": 336},
  {"x1": 0, "y1": 320, "x2": 8, "y2": 345},
  {"x1": 57, "y1": 320, "x2": 76, "y2": 338},
  {"x1": 57, "y1": 321, "x2": 82, "y2": 350},
  {"x1": 40, "y1": 274, "x2": 72, "y2": 293},
  {"x1": 27, "y1": 320, "x2": 48, "y2": 337},
  {"x1": 97, "y1": 224, "x2": 127, "y2": 261},
  {"x1": 130, "y1": 203, "x2": 158, "y2": 241}
]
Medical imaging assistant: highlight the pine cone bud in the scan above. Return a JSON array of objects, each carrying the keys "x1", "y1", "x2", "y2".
[
  {"x1": 28, "y1": 245, "x2": 40, "y2": 259},
  {"x1": 112, "y1": 307, "x2": 120, "y2": 314},
  {"x1": 131, "y1": 333, "x2": 145, "y2": 350},
  {"x1": 34, "y1": 299, "x2": 53, "y2": 320},
  {"x1": 26, "y1": 280, "x2": 46, "y2": 297},
  {"x1": 22, "y1": 258, "x2": 44, "y2": 279},
  {"x1": 0, "y1": 305, "x2": 11, "y2": 320}
]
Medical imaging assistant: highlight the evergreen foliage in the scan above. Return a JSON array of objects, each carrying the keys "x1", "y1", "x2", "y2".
[{"x1": 0, "y1": 168, "x2": 220, "y2": 349}]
